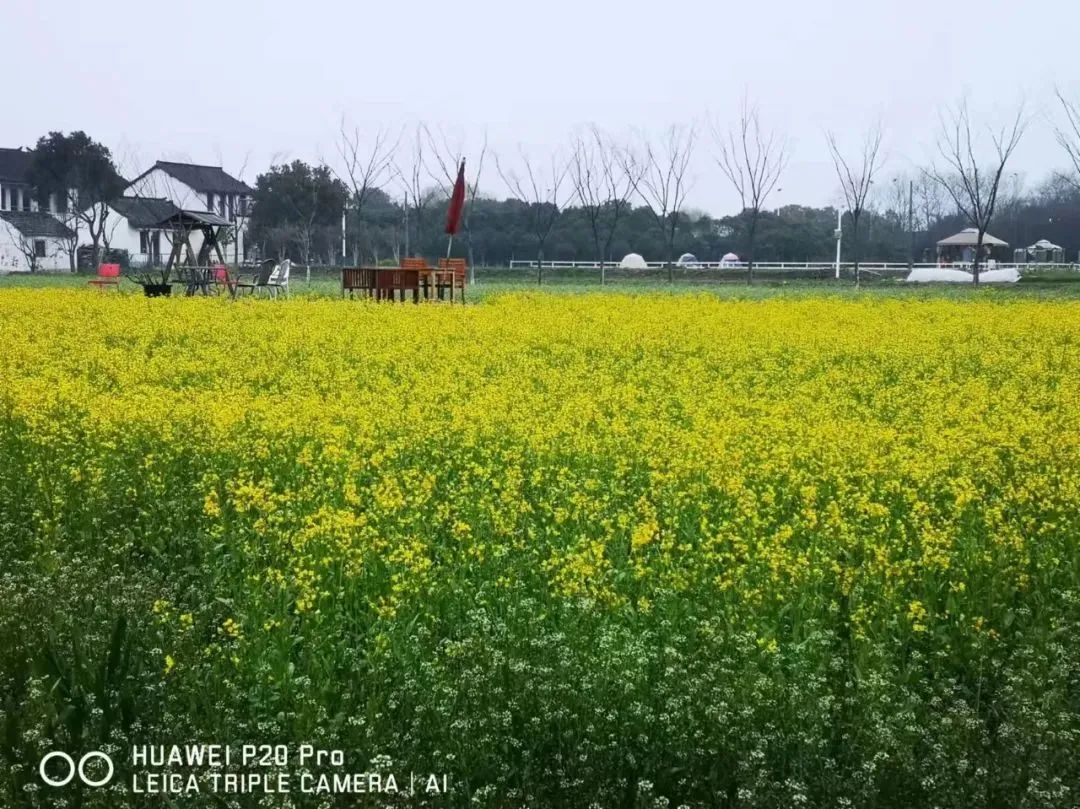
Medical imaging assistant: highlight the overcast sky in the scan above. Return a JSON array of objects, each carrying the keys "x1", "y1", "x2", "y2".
[{"x1": 4, "y1": 0, "x2": 1079, "y2": 215}]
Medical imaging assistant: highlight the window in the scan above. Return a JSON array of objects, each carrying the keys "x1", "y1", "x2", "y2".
[
  {"x1": 227, "y1": 194, "x2": 234, "y2": 221},
  {"x1": 34, "y1": 240, "x2": 46, "y2": 259},
  {"x1": 139, "y1": 231, "x2": 162, "y2": 262},
  {"x1": 22, "y1": 190, "x2": 31, "y2": 211},
  {"x1": 206, "y1": 192, "x2": 214, "y2": 212}
]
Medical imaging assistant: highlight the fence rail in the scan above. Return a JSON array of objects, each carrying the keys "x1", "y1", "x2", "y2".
[{"x1": 507, "y1": 260, "x2": 1080, "y2": 273}]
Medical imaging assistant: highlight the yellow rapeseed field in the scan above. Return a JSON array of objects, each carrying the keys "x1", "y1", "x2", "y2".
[{"x1": 1, "y1": 288, "x2": 1078, "y2": 808}]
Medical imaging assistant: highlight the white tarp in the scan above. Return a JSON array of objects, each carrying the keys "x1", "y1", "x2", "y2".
[
  {"x1": 619, "y1": 253, "x2": 648, "y2": 269},
  {"x1": 906, "y1": 268, "x2": 974, "y2": 283},
  {"x1": 905, "y1": 267, "x2": 1020, "y2": 284},
  {"x1": 979, "y1": 268, "x2": 1021, "y2": 283}
]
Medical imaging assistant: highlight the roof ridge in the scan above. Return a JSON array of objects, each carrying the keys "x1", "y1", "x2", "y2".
[{"x1": 156, "y1": 159, "x2": 225, "y2": 169}]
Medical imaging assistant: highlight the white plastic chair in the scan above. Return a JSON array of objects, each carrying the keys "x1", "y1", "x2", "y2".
[{"x1": 268, "y1": 260, "x2": 291, "y2": 298}]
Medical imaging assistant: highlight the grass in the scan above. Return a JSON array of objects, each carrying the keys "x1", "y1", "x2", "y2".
[{"x1": 5, "y1": 265, "x2": 1080, "y2": 301}]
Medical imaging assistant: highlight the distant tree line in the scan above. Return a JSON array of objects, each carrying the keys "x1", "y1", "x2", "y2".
[
  {"x1": 245, "y1": 94, "x2": 1080, "y2": 281},
  {"x1": 11, "y1": 90, "x2": 1080, "y2": 279},
  {"x1": 247, "y1": 169, "x2": 1080, "y2": 271}
]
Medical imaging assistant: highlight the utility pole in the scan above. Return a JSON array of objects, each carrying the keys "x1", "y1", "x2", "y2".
[
  {"x1": 907, "y1": 179, "x2": 915, "y2": 269},
  {"x1": 341, "y1": 207, "x2": 346, "y2": 264},
  {"x1": 834, "y1": 209, "x2": 843, "y2": 280}
]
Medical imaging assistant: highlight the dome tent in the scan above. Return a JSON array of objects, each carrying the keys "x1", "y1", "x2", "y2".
[
  {"x1": 676, "y1": 253, "x2": 698, "y2": 267},
  {"x1": 1016, "y1": 239, "x2": 1064, "y2": 264},
  {"x1": 619, "y1": 253, "x2": 648, "y2": 270}
]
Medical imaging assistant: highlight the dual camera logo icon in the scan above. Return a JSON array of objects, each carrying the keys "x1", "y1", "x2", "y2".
[{"x1": 39, "y1": 751, "x2": 114, "y2": 788}]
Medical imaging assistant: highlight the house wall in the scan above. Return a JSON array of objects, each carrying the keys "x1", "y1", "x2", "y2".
[
  {"x1": 0, "y1": 183, "x2": 67, "y2": 215},
  {"x1": 0, "y1": 183, "x2": 31, "y2": 213},
  {"x1": 101, "y1": 208, "x2": 176, "y2": 267},
  {"x1": 104, "y1": 211, "x2": 142, "y2": 258},
  {"x1": 125, "y1": 169, "x2": 249, "y2": 263},
  {"x1": 0, "y1": 227, "x2": 72, "y2": 272}
]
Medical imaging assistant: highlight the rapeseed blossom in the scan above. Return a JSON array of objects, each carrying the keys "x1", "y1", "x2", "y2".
[{"x1": 0, "y1": 288, "x2": 1078, "y2": 808}]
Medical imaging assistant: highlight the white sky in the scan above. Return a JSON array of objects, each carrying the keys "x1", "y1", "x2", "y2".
[{"x1": 4, "y1": 0, "x2": 1079, "y2": 215}]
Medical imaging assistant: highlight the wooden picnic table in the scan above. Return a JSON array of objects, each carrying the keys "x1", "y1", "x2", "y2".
[
  {"x1": 172, "y1": 266, "x2": 214, "y2": 296},
  {"x1": 342, "y1": 266, "x2": 439, "y2": 302}
]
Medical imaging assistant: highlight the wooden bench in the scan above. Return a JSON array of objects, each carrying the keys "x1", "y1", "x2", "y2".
[
  {"x1": 375, "y1": 268, "x2": 422, "y2": 302},
  {"x1": 342, "y1": 268, "x2": 376, "y2": 298}
]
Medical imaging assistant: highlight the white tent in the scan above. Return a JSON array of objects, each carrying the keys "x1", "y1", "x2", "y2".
[
  {"x1": 1029, "y1": 238, "x2": 1062, "y2": 250},
  {"x1": 1017, "y1": 239, "x2": 1065, "y2": 264},
  {"x1": 676, "y1": 252, "x2": 698, "y2": 267},
  {"x1": 619, "y1": 253, "x2": 648, "y2": 269},
  {"x1": 936, "y1": 228, "x2": 1009, "y2": 248},
  {"x1": 720, "y1": 252, "x2": 739, "y2": 266}
]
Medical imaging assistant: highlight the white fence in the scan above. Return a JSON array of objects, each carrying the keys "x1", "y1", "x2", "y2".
[{"x1": 507, "y1": 260, "x2": 1080, "y2": 274}]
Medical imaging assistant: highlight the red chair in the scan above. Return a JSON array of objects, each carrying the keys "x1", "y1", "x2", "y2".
[
  {"x1": 88, "y1": 263, "x2": 121, "y2": 290},
  {"x1": 211, "y1": 264, "x2": 236, "y2": 297}
]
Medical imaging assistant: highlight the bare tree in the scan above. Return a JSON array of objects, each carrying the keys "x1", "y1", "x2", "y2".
[
  {"x1": 1053, "y1": 88, "x2": 1080, "y2": 190},
  {"x1": 568, "y1": 126, "x2": 638, "y2": 285},
  {"x1": 55, "y1": 207, "x2": 81, "y2": 272},
  {"x1": 913, "y1": 174, "x2": 943, "y2": 232},
  {"x1": 621, "y1": 125, "x2": 696, "y2": 283},
  {"x1": 336, "y1": 120, "x2": 400, "y2": 264},
  {"x1": 395, "y1": 125, "x2": 430, "y2": 258},
  {"x1": 0, "y1": 221, "x2": 43, "y2": 272},
  {"x1": 826, "y1": 123, "x2": 884, "y2": 284},
  {"x1": 496, "y1": 146, "x2": 571, "y2": 285},
  {"x1": 212, "y1": 147, "x2": 252, "y2": 264},
  {"x1": 423, "y1": 125, "x2": 489, "y2": 281},
  {"x1": 712, "y1": 96, "x2": 787, "y2": 283},
  {"x1": 925, "y1": 98, "x2": 1026, "y2": 283}
]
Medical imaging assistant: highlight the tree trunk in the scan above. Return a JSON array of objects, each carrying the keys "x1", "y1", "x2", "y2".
[
  {"x1": 973, "y1": 232, "x2": 983, "y2": 285},
  {"x1": 851, "y1": 215, "x2": 861, "y2": 286},
  {"x1": 747, "y1": 213, "x2": 758, "y2": 285},
  {"x1": 537, "y1": 244, "x2": 544, "y2": 285},
  {"x1": 466, "y1": 225, "x2": 476, "y2": 285},
  {"x1": 667, "y1": 236, "x2": 674, "y2": 284}
]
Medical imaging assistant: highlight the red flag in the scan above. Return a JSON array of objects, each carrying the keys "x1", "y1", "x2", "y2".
[{"x1": 444, "y1": 159, "x2": 466, "y2": 236}]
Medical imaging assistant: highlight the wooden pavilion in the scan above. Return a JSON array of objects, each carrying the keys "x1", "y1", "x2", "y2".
[{"x1": 161, "y1": 210, "x2": 232, "y2": 270}]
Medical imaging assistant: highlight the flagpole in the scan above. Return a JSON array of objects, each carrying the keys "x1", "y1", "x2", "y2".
[{"x1": 446, "y1": 234, "x2": 454, "y2": 259}]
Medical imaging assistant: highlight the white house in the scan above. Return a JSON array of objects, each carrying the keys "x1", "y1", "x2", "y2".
[
  {"x1": 0, "y1": 211, "x2": 76, "y2": 272},
  {"x1": 126, "y1": 161, "x2": 253, "y2": 263},
  {"x1": 0, "y1": 147, "x2": 69, "y2": 218},
  {"x1": 105, "y1": 196, "x2": 182, "y2": 266}
]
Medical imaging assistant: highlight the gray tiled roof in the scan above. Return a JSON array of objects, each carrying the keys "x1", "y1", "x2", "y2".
[
  {"x1": 136, "y1": 161, "x2": 253, "y2": 195},
  {"x1": 0, "y1": 210, "x2": 75, "y2": 239},
  {"x1": 110, "y1": 196, "x2": 180, "y2": 228},
  {"x1": 0, "y1": 147, "x2": 33, "y2": 184}
]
